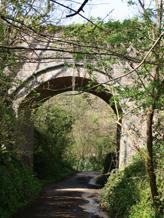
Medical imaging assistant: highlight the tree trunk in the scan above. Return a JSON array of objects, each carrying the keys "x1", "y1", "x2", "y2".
[
  {"x1": 146, "y1": 106, "x2": 158, "y2": 205},
  {"x1": 116, "y1": 119, "x2": 121, "y2": 168}
]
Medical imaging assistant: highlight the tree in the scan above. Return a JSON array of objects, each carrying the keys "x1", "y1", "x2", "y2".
[{"x1": 33, "y1": 105, "x2": 73, "y2": 178}]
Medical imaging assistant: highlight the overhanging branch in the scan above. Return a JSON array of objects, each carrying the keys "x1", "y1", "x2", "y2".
[{"x1": 66, "y1": 0, "x2": 89, "y2": 18}]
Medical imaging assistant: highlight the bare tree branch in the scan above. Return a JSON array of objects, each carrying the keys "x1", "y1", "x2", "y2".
[{"x1": 66, "y1": 0, "x2": 89, "y2": 17}]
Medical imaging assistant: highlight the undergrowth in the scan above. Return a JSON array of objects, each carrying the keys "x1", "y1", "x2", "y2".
[
  {"x1": 0, "y1": 157, "x2": 41, "y2": 218},
  {"x1": 100, "y1": 156, "x2": 164, "y2": 218}
]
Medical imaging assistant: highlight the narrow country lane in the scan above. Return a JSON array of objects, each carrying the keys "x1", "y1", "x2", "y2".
[{"x1": 13, "y1": 172, "x2": 109, "y2": 218}]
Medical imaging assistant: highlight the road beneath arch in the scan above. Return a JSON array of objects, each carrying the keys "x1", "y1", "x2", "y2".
[{"x1": 13, "y1": 172, "x2": 109, "y2": 218}]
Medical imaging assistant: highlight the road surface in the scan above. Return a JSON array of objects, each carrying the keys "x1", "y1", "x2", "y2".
[{"x1": 13, "y1": 172, "x2": 109, "y2": 218}]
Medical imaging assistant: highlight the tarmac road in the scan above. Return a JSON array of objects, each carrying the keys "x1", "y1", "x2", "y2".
[{"x1": 13, "y1": 172, "x2": 109, "y2": 218}]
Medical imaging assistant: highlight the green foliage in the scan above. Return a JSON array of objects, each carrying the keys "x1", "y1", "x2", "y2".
[
  {"x1": 101, "y1": 158, "x2": 146, "y2": 217},
  {"x1": 67, "y1": 137, "x2": 115, "y2": 172},
  {"x1": 33, "y1": 92, "x2": 116, "y2": 174},
  {"x1": 129, "y1": 168, "x2": 164, "y2": 218},
  {"x1": 33, "y1": 129, "x2": 73, "y2": 183},
  {"x1": 67, "y1": 156, "x2": 103, "y2": 172},
  {"x1": 0, "y1": 19, "x2": 18, "y2": 151},
  {"x1": 0, "y1": 17, "x2": 41, "y2": 218},
  {"x1": 101, "y1": 156, "x2": 164, "y2": 218},
  {"x1": 33, "y1": 106, "x2": 74, "y2": 182},
  {"x1": 0, "y1": 158, "x2": 41, "y2": 218}
]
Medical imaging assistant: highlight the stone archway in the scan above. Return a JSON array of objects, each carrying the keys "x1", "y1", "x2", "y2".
[
  {"x1": 10, "y1": 63, "x2": 146, "y2": 169},
  {"x1": 10, "y1": 63, "x2": 123, "y2": 168}
]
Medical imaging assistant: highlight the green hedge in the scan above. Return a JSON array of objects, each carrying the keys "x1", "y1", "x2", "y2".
[
  {"x1": 0, "y1": 159, "x2": 41, "y2": 218},
  {"x1": 100, "y1": 157, "x2": 163, "y2": 218}
]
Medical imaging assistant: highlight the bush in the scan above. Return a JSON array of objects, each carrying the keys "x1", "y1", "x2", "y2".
[
  {"x1": 100, "y1": 156, "x2": 164, "y2": 218},
  {"x1": 129, "y1": 169, "x2": 164, "y2": 218},
  {"x1": 68, "y1": 156, "x2": 103, "y2": 172},
  {"x1": 0, "y1": 158, "x2": 41, "y2": 218},
  {"x1": 33, "y1": 106, "x2": 74, "y2": 183}
]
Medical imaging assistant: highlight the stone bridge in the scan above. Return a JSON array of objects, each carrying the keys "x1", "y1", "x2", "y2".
[{"x1": 9, "y1": 36, "x2": 147, "y2": 169}]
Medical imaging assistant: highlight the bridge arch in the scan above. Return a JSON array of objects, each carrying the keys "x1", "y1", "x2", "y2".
[
  {"x1": 10, "y1": 63, "x2": 122, "y2": 168},
  {"x1": 10, "y1": 63, "x2": 121, "y2": 113},
  {"x1": 11, "y1": 62, "x2": 147, "y2": 170}
]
